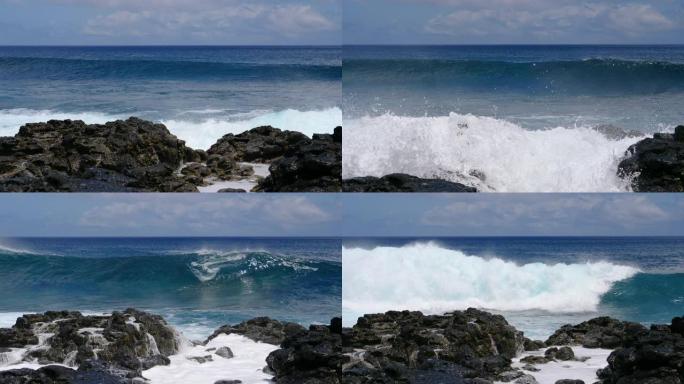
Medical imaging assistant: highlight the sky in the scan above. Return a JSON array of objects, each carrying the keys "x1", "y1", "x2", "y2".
[
  {"x1": 0, "y1": 0, "x2": 341, "y2": 45},
  {"x1": 342, "y1": 194, "x2": 684, "y2": 237},
  {"x1": 1, "y1": 193, "x2": 684, "y2": 237},
  {"x1": 0, "y1": 194, "x2": 341, "y2": 237},
  {"x1": 344, "y1": 0, "x2": 684, "y2": 44}
]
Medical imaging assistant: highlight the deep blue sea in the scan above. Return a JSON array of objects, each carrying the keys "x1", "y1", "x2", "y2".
[
  {"x1": 0, "y1": 46, "x2": 342, "y2": 149},
  {"x1": 343, "y1": 45, "x2": 684, "y2": 191},
  {"x1": 0, "y1": 237, "x2": 341, "y2": 340},
  {"x1": 343, "y1": 237, "x2": 684, "y2": 339}
]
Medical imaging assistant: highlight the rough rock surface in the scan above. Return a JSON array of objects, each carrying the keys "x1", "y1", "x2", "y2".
[
  {"x1": 255, "y1": 127, "x2": 342, "y2": 192},
  {"x1": 597, "y1": 316, "x2": 684, "y2": 384},
  {"x1": 266, "y1": 317, "x2": 343, "y2": 384},
  {"x1": 0, "y1": 118, "x2": 203, "y2": 192},
  {"x1": 617, "y1": 125, "x2": 684, "y2": 192},
  {"x1": 545, "y1": 317, "x2": 647, "y2": 349},
  {"x1": 343, "y1": 173, "x2": 477, "y2": 192},
  {"x1": 206, "y1": 317, "x2": 306, "y2": 346},
  {"x1": 0, "y1": 309, "x2": 179, "y2": 382},
  {"x1": 341, "y1": 309, "x2": 526, "y2": 383},
  {"x1": 0, "y1": 119, "x2": 342, "y2": 192}
]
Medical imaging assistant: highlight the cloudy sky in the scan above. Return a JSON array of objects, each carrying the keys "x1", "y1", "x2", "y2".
[
  {"x1": 1, "y1": 194, "x2": 683, "y2": 237},
  {"x1": 0, "y1": 0, "x2": 341, "y2": 45},
  {"x1": 342, "y1": 194, "x2": 684, "y2": 237},
  {"x1": 0, "y1": 194, "x2": 341, "y2": 237},
  {"x1": 345, "y1": 0, "x2": 684, "y2": 44}
]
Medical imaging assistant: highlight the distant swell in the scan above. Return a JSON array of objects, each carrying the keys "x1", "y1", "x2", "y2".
[
  {"x1": 345, "y1": 59, "x2": 684, "y2": 94},
  {"x1": 0, "y1": 57, "x2": 341, "y2": 81},
  {"x1": 343, "y1": 113, "x2": 643, "y2": 192},
  {"x1": 342, "y1": 243, "x2": 639, "y2": 317}
]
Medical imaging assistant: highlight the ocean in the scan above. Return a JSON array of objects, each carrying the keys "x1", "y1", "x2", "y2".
[
  {"x1": 0, "y1": 46, "x2": 342, "y2": 149},
  {"x1": 342, "y1": 237, "x2": 684, "y2": 340},
  {"x1": 343, "y1": 45, "x2": 684, "y2": 192},
  {"x1": 0, "y1": 237, "x2": 342, "y2": 341}
]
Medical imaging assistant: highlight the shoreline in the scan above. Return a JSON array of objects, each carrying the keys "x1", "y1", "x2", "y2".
[{"x1": 0, "y1": 309, "x2": 342, "y2": 384}]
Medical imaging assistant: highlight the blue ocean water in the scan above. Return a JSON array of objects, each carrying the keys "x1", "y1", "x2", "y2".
[
  {"x1": 0, "y1": 46, "x2": 342, "y2": 149},
  {"x1": 342, "y1": 237, "x2": 684, "y2": 339},
  {"x1": 342, "y1": 45, "x2": 684, "y2": 191},
  {"x1": 0, "y1": 237, "x2": 341, "y2": 340}
]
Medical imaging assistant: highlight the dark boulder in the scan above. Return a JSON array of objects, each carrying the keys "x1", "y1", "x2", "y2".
[
  {"x1": 266, "y1": 317, "x2": 342, "y2": 384},
  {"x1": 617, "y1": 126, "x2": 684, "y2": 192},
  {"x1": 206, "y1": 317, "x2": 306, "y2": 345},
  {"x1": 343, "y1": 173, "x2": 477, "y2": 192},
  {"x1": 207, "y1": 126, "x2": 309, "y2": 163},
  {"x1": 545, "y1": 317, "x2": 647, "y2": 349},
  {"x1": 255, "y1": 127, "x2": 342, "y2": 192}
]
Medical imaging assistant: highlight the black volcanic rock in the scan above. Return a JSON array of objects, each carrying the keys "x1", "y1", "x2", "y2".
[
  {"x1": 255, "y1": 127, "x2": 342, "y2": 192},
  {"x1": 0, "y1": 309, "x2": 179, "y2": 381},
  {"x1": 206, "y1": 317, "x2": 306, "y2": 346},
  {"x1": 207, "y1": 126, "x2": 309, "y2": 163},
  {"x1": 617, "y1": 126, "x2": 684, "y2": 191},
  {"x1": 545, "y1": 317, "x2": 647, "y2": 349},
  {"x1": 597, "y1": 316, "x2": 684, "y2": 384},
  {"x1": 341, "y1": 309, "x2": 525, "y2": 383},
  {"x1": 342, "y1": 173, "x2": 477, "y2": 192},
  {"x1": 266, "y1": 317, "x2": 343, "y2": 384},
  {"x1": 0, "y1": 118, "x2": 201, "y2": 192}
]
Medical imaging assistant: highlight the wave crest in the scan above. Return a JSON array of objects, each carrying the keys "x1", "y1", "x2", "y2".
[
  {"x1": 342, "y1": 242, "x2": 639, "y2": 317},
  {"x1": 343, "y1": 113, "x2": 644, "y2": 192}
]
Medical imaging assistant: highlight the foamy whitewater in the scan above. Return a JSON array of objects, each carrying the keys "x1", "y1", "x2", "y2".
[
  {"x1": 343, "y1": 113, "x2": 644, "y2": 192},
  {"x1": 342, "y1": 243, "x2": 639, "y2": 326},
  {"x1": 500, "y1": 347, "x2": 613, "y2": 384},
  {"x1": 0, "y1": 107, "x2": 341, "y2": 150}
]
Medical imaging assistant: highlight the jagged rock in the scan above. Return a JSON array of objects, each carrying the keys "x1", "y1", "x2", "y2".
[
  {"x1": 215, "y1": 346, "x2": 234, "y2": 359},
  {"x1": 255, "y1": 127, "x2": 342, "y2": 192},
  {"x1": 545, "y1": 317, "x2": 647, "y2": 349},
  {"x1": 207, "y1": 126, "x2": 309, "y2": 163},
  {"x1": 214, "y1": 381, "x2": 242, "y2": 384},
  {"x1": 266, "y1": 317, "x2": 342, "y2": 384},
  {"x1": 544, "y1": 346, "x2": 574, "y2": 361},
  {"x1": 618, "y1": 125, "x2": 684, "y2": 191},
  {"x1": 341, "y1": 309, "x2": 525, "y2": 383},
  {"x1": 0, "y1": 309, "x2": 179, "y2": 381},
  {"x1": 206, "y1": 317, "x2": 306, "y2": 345},
  {"x1": 597, "y1": 316, "x2": 684, "y2": 384},
  {"x1": 0, "y1": 117, "x2": 202, "y2": 192},
  {"x1": 555, "y1": 380, "x2": 584, "y2": 384},
  {"x1": 343, "y1": 173, "x2": 477, "y2": 192},
  {"x1": 524, "y1": 339, "x2": 546, "y2": 351}
]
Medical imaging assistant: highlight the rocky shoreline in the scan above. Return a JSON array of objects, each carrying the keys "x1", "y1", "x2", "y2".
[
  {"x1": 0, "y1": 309, "x2": 342, "y2": 384},
  {"x1": 341, "y1": 309, "x2": 684, "y2": 384},
  {"x1": 0, "y1": 118, "x2": 341, "y2": 192},
  {"x1": 617, "y1": 125, "x2": 684, "y2": 192},
  {"x1": 342, "y1": 173, "x2": 477, "y2": 192}
]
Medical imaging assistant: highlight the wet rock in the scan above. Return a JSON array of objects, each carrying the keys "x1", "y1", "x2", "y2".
[
  {"x1": 215, "y1": 346, "x2": 234, "y2": 359},
  {"x1": 207, "y1": 126, "x2": 309, "y2": 163},
  {"x1": 266, "y1": 317, "x2": 342, "y2": 384},
  {"x1": 342, "y1": 308, "x2": 525, "y2": 383},
  {"x1": 555, "y1": 380, "x2": 584, "y2": 384},
  {"x1": 617, "y1": 125, "x2": 684, "y2": 191},
  {"x1": 545, "y1": 317, "x2": 646, "y2": 349},
  {"x1": 255, "y1": 127, "x2": 342, "y2": 192},
  {"x1": 596, "y1": 316, "x2": 684, "y2": 384},
  {"x1": 0, "y1": 118, "x2": 200, "y2": 192},
  {"x1": 0, "y1": 309, "x2": 179, "y2": 381},
  {"x1": 217, "y1": 188, "x2": 247, "y2": 193},
  {"x1": 524, "y1": 339, "x2": 546, "y2": 351},
  {"x1": 214, "y1": 381, "x2": 242, "y2": 384},
  {"x1": 343, "y1": 173, "x2": 477, "y2": 192},
  {"x1": 545, "y1": 346, "x2": 574, "y2": 361},
  {"x1": 206, "y1": 317, "x2": 306, "y2": 345}
]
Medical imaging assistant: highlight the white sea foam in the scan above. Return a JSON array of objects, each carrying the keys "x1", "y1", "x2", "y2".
[
  {"x1": 343, "y1": 113, "x2": 644, "y2": 192},
  {"x1": 499, "y1": 346, "x2": 613, "y2": 384},
  {"x1": 342, "y1": 243, "x2": 639, "y2": 325},
  {"x1": 0, "y1": 107, "x2": 342, "y2": 150},
  {"x1": 142, "y1": 333, "x2": 277, "y2": 384}
]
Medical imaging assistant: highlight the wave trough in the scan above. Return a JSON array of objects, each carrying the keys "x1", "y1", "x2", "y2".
[{"x1": 343, "y1": 113, "x2": 644, "y2": 192}]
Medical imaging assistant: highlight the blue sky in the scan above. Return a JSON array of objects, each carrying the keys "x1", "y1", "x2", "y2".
[
  {"x1": 345, "y1": 0, "x2": 684, "y2": 44},
  {"x1": 0, "y1": 0, "x2": 341, "y2": 45},
  {"x1": 0, "y1": 194, "x2": 683, "y2": 237}
]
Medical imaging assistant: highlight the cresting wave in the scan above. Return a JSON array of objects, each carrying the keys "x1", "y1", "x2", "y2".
[
  {"x1": 0, "y1": 57, "x2": 341, "y2": 81},
  {"x1": 0, "y1": 107, "x2": 342, "y2": 150},
  {"x1": 342, "y1": 243, "x2": 640, "y2": 318},
  {"x1": 343, "y1": 113, "x2": 644, "y2": 192},
  {"x1": 345, "y1": 59, "x2": 684, "y2": 94}
]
